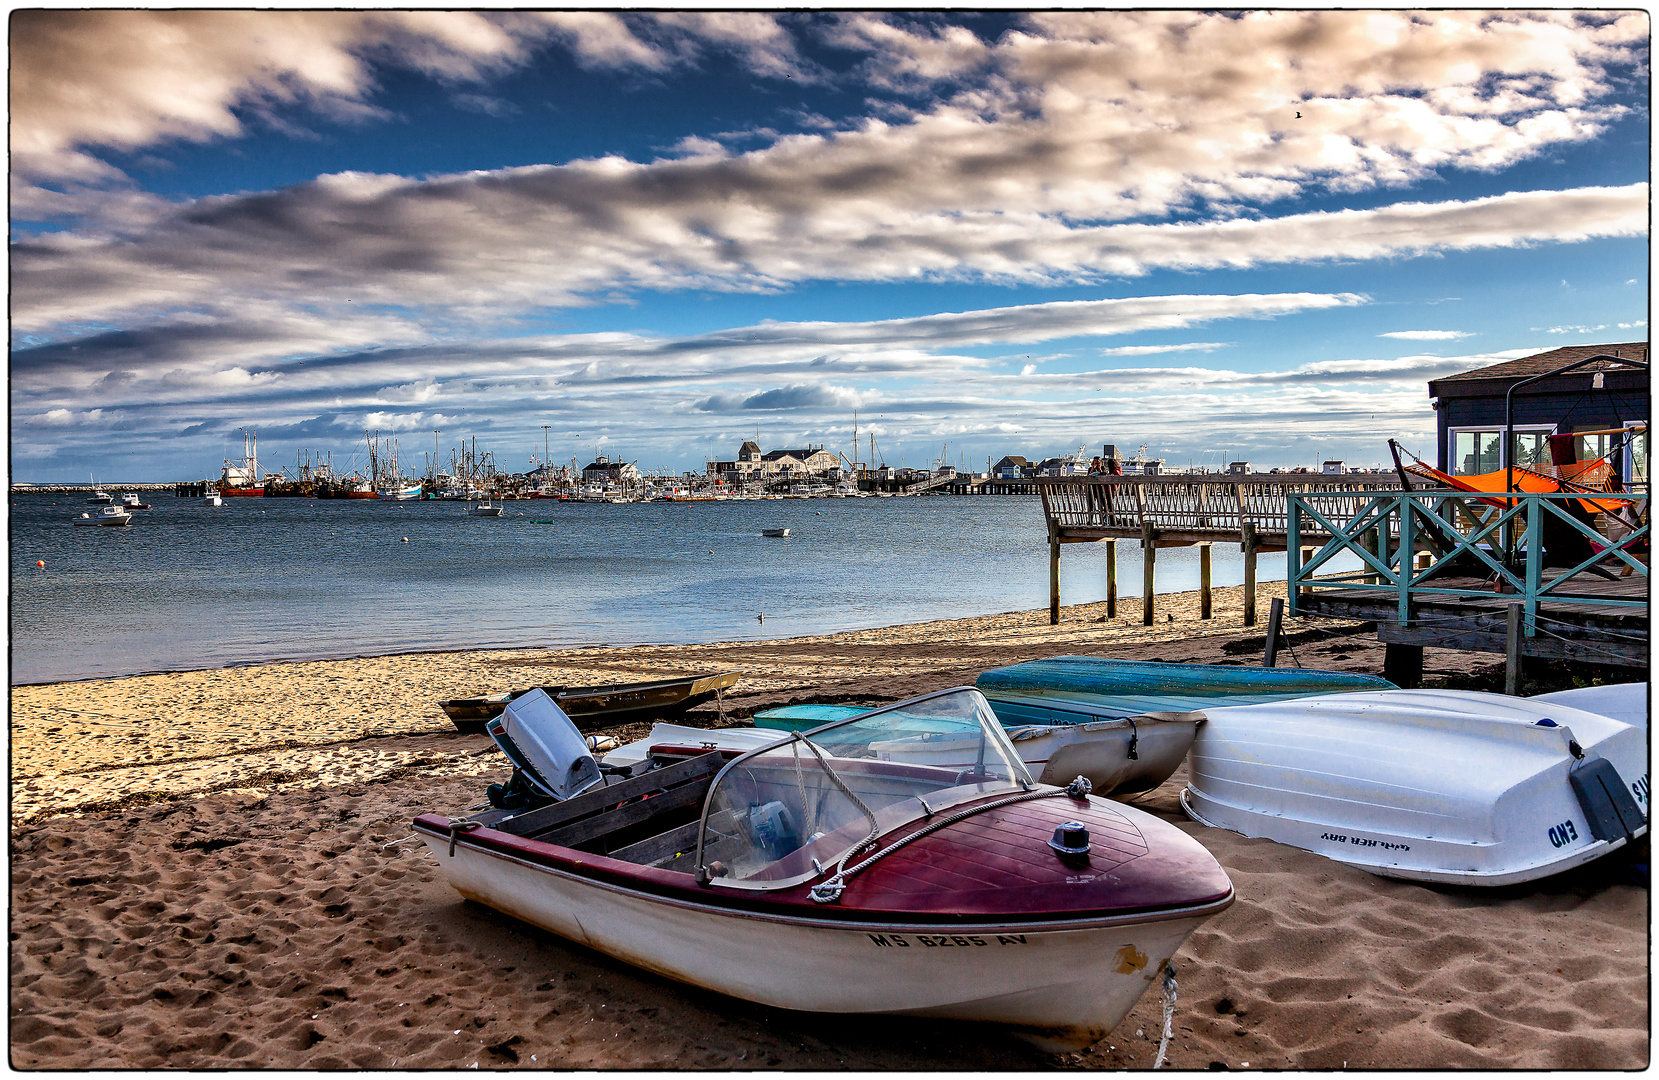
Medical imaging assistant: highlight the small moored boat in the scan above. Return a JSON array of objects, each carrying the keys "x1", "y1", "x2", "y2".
[
  {"x1": 1182, "y1": 689, "x2": 1649, "y2": 886},
  {"x1": 203, "y1": 492, "x2": 223, "y2": 506},
  {"x1": 440, "y1": 671, "x2": 743, "y2": 734},
  {"x1": 468, "y1": 501, "x2": 505, "y2": 517},
  {"x1": 761, "y1": 527, "x2": 790, "y2": 537},
  {"x1": 416, "y1": 686, "x2": 1234, "y2": 1050},
  {"x1": 120, "y1": 493, "x2": 151, "y2": 510},
  {"x1": 87, "y1": 489, "x2": 114, "y2": 504},
  {"x1": 73, "y1": 505, "x2": 133, "y2": 527}
]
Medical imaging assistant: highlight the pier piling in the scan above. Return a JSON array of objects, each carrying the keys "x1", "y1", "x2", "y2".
[
  {"x1": 1199, "y1": 543, "x2": 1212, "y2": 620},
  {"x1": 1105, "y1": 540, "x2": 1117, "y2": 619},
  {"x1": 1141, "y1": 521, "x2": 1157, "y2": 626},
  {"x1": 1048, "y1": 522, "x2": 1061, "y2": 626}
]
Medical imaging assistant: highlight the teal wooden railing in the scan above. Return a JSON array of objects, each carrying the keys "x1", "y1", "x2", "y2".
[{"x1": 1288, "y1": 490, "x2": 1650, "y2": 637}]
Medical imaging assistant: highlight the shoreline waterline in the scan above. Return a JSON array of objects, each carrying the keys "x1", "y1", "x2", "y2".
[{"x1": 11, "y1": 580, "x2": 1282, "y2": 688}]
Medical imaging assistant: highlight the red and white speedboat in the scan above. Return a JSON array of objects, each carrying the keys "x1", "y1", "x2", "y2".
[{"x1": 414, "y1": 687, "x2": 1233, "y2": 1050}]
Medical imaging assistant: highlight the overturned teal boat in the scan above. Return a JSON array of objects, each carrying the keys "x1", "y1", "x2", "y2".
[
  {"x1": 975, "y1": 656, "x2": 1396, "y2": 723},
  {"x1": 753, "y1": 659, "x2": 1396, "y2": 797}
]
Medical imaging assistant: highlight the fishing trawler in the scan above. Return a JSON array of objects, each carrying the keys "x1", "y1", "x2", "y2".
[{"x1": 219, "y1": 428, "x2": 265, "y2": 497}]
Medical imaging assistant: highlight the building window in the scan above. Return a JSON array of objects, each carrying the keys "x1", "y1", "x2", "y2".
[
  {"x1": 1448, "y1": 426, "x2": 1553, "y2": 475},
  {"x1": 1625, "y1": 422, "x2": 1648, "y2": 490}
]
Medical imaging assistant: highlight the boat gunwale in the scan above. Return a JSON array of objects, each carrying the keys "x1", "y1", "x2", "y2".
[
  {"x1": 1179, "y1": 786, "x2": 1640, "y2": 886},
  {"x1": 413, "y1": 811, "x2": 1237, "y2": 929}
]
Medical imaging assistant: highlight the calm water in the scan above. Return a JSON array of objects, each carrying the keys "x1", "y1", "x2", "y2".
[{"x1": 9, "y1": 493, "x2": 1316, "y2": 684}]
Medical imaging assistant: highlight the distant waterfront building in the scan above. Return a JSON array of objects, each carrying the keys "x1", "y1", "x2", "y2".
[
  {"x1": 1321, "y1": 460, "x2": 1347, "y2": 474},
  {"x1": 707, "y1": 441, "x2": 840, "y2": 484},
  {"x1": 991, "y1": 455, "x2": 1031, "y2": 479},
  {"x1": 1227, "y1": 461, "x2": 1252, "y2": 475},
  {"x1": 582, "y1": 455, "x2": 640, "y2": 484}
]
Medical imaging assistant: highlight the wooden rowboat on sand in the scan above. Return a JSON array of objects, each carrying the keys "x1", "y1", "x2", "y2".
[{"x1": 440, "y1": 671, "x2": 742, "y2": 734}]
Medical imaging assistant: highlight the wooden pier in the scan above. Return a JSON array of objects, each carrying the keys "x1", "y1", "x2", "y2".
[{"x1": 1036, "y1": 474, "x2": 1404, "y2": 626}]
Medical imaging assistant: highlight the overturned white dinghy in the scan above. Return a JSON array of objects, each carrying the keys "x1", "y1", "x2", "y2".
[
  {"x1": 1182, "y1": 689, "x2": 1649, "y2": 887},
  {"x1": 1531, "y1": 682, "x2": 1648, "y2": 729}
]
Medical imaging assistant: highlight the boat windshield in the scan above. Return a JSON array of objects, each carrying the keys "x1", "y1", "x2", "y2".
[{"x1": 694, "y1": 687, "x2": 1033, "y2": 891}]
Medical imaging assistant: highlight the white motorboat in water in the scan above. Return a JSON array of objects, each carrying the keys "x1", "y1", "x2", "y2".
[
  {"x1": 1183, "y1": 689, "x2": 1648, "y2": 886},
  {"x1": 120, "y1": 493, "x2": 151, "y2": 509},
  {"x1": 1532, "y1": 683, "x2": 1648, "y2": 728},
  {"x1": 761, "y1": 527, "x2": 790, "y2": 537},
  {"x1": 417, "y1": 687, "x2": 1234, "y2": 1050},
  {"x1": 86, "y1": 489, "x2": 114, "y2": 504},
  {"x1": 73, "y1": 506, "x2": 133, "y2": 526},
  {"x1": 468, "y1": 501, "x2": 505, "y2": 517},
  {"x1": 202, "y1": 492, "x2": 223, "y2": 506}
]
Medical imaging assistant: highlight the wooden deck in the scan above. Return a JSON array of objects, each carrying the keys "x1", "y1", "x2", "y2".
[{"x1": 1299, "y1": 571, "x2": 1648, "y2": 666}]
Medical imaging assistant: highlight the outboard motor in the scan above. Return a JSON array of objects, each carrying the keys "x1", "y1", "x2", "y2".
[{"x1": 485, "y1": 688, "x2": 602, "y2": 810}]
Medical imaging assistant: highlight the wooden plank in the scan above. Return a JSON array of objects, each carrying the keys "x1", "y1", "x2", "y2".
[
  {"x1": 495, "y1": 751, "x2": 723, "y2": 838},
  {"x1": 1505, "y1": 602, "x2": 1523, "y2": 695},
  {"x1": 1377, "y1": 622, "x2": 1647, "y2": 665},
  {"x1": 610, "y1": 808, "x2": 737, "y2": 867},
  {"x1": 537, "y1": 780, "x2": 708, "y2": 849},
  {"x1": 1242, "y1": 521, "x2": 1258, "y2": 627}
]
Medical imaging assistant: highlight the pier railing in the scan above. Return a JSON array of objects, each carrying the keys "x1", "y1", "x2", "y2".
[
  {"x1": 1288, "y1": 490, "x2": 1650, "y2": 639},
  {"x1": 1033, "y1": 474, "x2": 1406, "y2": 627},
  {"x1": 1039, "y1": 474, "x2": 1404, "y2": 545}
]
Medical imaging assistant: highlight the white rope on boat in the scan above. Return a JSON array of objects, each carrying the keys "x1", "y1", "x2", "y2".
[{"x1": 1152, "y1": 962, "x2": 1178, "y2": 1070}]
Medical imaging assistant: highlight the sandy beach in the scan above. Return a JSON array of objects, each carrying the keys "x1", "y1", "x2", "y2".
[{"x1": 11, "y1": 582, "x2": 1648, "y2": 1069}]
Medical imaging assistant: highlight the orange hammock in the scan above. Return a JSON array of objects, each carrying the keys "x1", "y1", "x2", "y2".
[{"x1": 1404, "y1": 460, "x2": 1632, "y2": 515}]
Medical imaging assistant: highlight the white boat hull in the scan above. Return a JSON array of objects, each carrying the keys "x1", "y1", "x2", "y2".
[
  {"x1": 1009, "y1": 715, "x2": 1197, "y2": 795},
  {"x1": 1184, "y1": 689, "x2": 1649, "y2": 886},
  {"x1": 1532, "y1": 683, "x2": 1648, "y2": 728},
  {"x1": 419, "y1": 831, "x2": 1217, "y2": 1050},
  {"x1": 609, "y1": 717, "x2": 1197, "y2": 797}
]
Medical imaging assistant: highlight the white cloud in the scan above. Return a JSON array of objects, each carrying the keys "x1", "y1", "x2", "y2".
[
  {"x1": 9, "y1": 11, "x2": 537, "y2": 185},
  {"x1": 13, "y1": 174, "x2": 1642, "y2": 335},
  {"x1": 1100, "y1": 342, "x2": 1230, "y2": 356},
  {"x1": 1378, "y1": 330, "x2": 1473, "y2": 340}
]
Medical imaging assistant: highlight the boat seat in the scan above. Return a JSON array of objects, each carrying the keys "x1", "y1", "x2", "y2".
[{"x1": 493, "y1": 751, "x2": 724, "y2": 846}]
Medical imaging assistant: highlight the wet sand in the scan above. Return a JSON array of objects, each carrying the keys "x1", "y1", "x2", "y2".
[{"x1": 10, "y1": 582, "x2": 1648, "y2": 1068}]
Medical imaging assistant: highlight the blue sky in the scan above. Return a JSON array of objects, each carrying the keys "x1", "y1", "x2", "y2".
[{"x1": 10, "y1": 10, "x2": 1650, "y2": 481}]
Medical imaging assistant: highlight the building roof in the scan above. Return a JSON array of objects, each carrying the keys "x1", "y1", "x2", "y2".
[
  {"x1": 994, "y1": 455, "x2": 1029, "y2": 467},
  {"x1": 739, "y1": 440, "x2": 760, "y2": 456},
  {"x1": 1433, "y1": 342, "x2": 1648, "y2": 385},
  {"x1": 761, "y1": 448, "x2": 818, "y2": 461}
]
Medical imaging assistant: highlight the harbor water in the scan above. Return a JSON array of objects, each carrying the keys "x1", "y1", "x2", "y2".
[{"x1": 9, "y1": 493, "x2": 1338, "y2": 684}]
